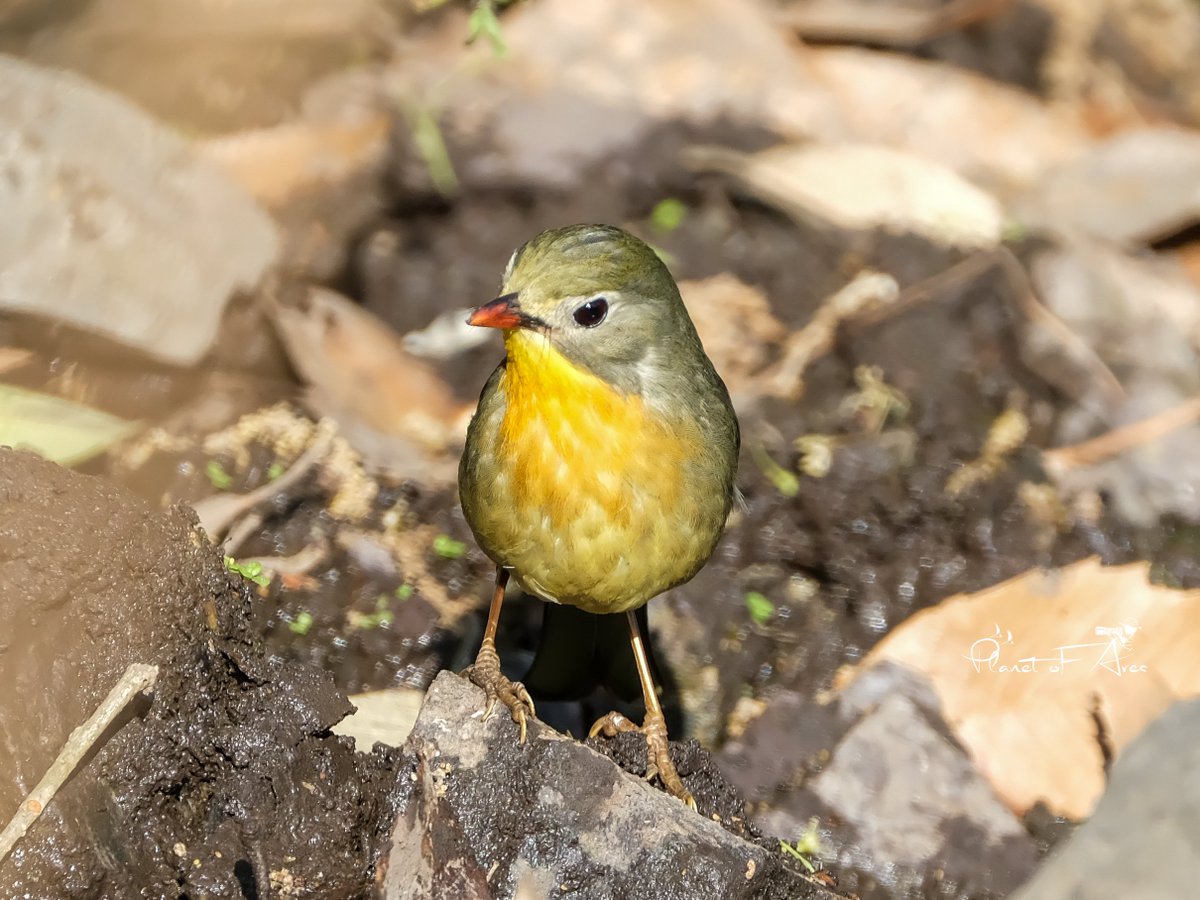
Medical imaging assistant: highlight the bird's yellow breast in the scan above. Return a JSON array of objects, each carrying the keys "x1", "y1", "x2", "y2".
[{"x1": 463, "y1": 330, "x2": 725, "y2": 613}]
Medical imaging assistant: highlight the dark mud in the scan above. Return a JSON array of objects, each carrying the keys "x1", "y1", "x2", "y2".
[{"x1": 0, "y1": 449, "x2": 399, "y2": 897}]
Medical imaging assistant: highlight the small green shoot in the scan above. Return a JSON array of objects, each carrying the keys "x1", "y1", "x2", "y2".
[
  {"x1": 467, "y1": 1, "x2": 508, "y2": 58},
  {"x1": 289, "y1": 611, "x2": 314, "y2": 636},
  {"x1": 779, "y1": 818, "x2": 823, "y2": 874},
  {"x1": 433, "y1": 534, "x2": 467, "y2": 559},
  {"x1": 745, "y1": 591, "x2": 774, "y2": 626},
  {"x1": 224, "y1": 556, "x2": 270, "y2": 587},
  {"x1": 412, "y1": 107, "x2": 459, "y2": 195},
  {"x1": 395, "y1": 583, "x2": 414, "y2": 601},
  {"x1": 750, "y1": 445, "x2": 799, "y2": 497},
  {"x1": 650, "y1": 198, "x2": 687, "y2": 233},
  {"x1": 206, "y1": 460, "x2": 233, "y2": 490},
  {"x1": 348, "y1": 595, "x2": 394, "y2": 630},
  {"x1": 267, "y1": 461, "x2": 285, "y2": 481}
]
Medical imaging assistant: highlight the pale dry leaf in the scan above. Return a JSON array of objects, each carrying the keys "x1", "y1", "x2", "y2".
[
  {"x1": 1011, "y1": 128, "x2": 1200, "y2": 245},
  {"x1": 837, "y1": 558, "x2": 1200, "y2": 819},
  {"x1": 807, "y1": 46, "x2": 1091, "y2": 188},
  {"x1": 0, "y1": 348, "x2": 32, "y2": 375},
  {"x1": 687, "y1": 143, "x2": 1004, "y2": 248},
  {"x1": 332, "y1": 688, "x2": 425, "y2": 749},
  {"x1": 679, "y1": 274, "x2": 787, "y2": 393},
  {"x1": 0, "y1": 384, "x2": 140, "y2": 466},
  {"x1": 270, "y1": 288, "x2": 465, "y2": 462},
  {"x1": 201, "y1": 113, "x2": 390, "y2": 209}
]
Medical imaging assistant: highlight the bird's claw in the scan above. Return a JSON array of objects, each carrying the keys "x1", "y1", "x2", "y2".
[
  {"x1": 464, "y1": 650, "x2": 536, "y2": 744},
  {"x1": 589, "y1": 709, "x2": 696, "y2": 809}
]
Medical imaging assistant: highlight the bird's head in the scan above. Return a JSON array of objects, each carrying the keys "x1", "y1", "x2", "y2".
[{"x1": 468, "y1": 224, "x2": 700, "y2": 394}]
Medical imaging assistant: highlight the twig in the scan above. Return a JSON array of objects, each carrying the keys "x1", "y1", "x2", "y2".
[
  {"x1": 191, "y1": 428, "x2": 334, "y2": 545},
  {"x1": 0, "y1": 663, "x2": 159, "y2": 865},
  {"x1": 761, "y1": 271, "x2": 900, "y2": 398},
  {"x1": 1042, "y1": 394, "x2": 1200, "y2": 474},
  {"x1": 777, "y1": 0, "x2": 1013, "y2": 46}
]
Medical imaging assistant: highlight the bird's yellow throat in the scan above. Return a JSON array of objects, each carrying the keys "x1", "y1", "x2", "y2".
[{"x1": 497, "y1": 329, "x2": 689, "y2": 533}]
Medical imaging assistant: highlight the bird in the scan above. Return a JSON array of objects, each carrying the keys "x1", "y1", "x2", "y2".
[{"x1": 458, "y1": 223, "x2": 740, "y2": 807}]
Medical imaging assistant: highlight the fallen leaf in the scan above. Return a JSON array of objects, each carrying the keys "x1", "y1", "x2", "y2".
[
  {"x1": 687, "y1": 143, "x2": 1004, "y2": 248},
  {"x1": 0, "y1": 348, "x2": 33, "y2": 375},
  {"x1": 1011, "y1": 128, "x2": 1200, "y2": 245},
  {"x1": 678, "y1": 275, "x2": 787, "y2": 394},
  {"x1": 0, "y1": 383, "x2": 139, "y2": 465},
  {"x1": 201, "y1": 113, "x2": 390, "y2": 209},
  {"x1": 808, "y1": 46, "x2": 1091, "y2": 188},
  {"x1": 333, "y1": 688, "x2": 425, "y2": 749},
  {"x1": 837, "y1": 558, "x2": 1200, "y2": 819},
  {"x1": 269, "y1": 288, "x2": 465, "y2": 477}
]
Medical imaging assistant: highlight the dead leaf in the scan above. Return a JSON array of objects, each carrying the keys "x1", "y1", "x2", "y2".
[
  {"x1": 808, "y1": 46, "x2": 1091, "y2": 187},
  {"x1": 686, "y1": 143, "x2": 1004, "y2": 248},
  {"x1": 0, "y1": 384, "x2": 140, "y2": 466},
  {"x1": 678, "y1": 275, "x2": 787, "y2": 394},
  {"x1": 1012, "y1": 128, "x2": 1200, "y2": 245},
  {"x1": 270, "y1": 288, "x2": 466, "y2": 474},
  {"x1": 202, "y1": 113, "x2": 390, "y2": 209},
  {"x1": 0, "y1": 348, "x2": 33, "y2": 376},
  {"x1": 333, "y1": 688, "x2": 425, "y2": 749},
  {"x1": 837, "y1": 558, "x2": 1200, "y2": 819}
]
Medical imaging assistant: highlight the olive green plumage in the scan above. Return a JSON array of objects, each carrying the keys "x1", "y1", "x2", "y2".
[{"x1": 459, "y1": 224, "x2": 740, "y2": 613}]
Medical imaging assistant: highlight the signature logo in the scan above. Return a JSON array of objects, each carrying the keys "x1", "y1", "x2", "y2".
[{"x1": 965, "y1": 622, "x2": 1148, "y2": 676}]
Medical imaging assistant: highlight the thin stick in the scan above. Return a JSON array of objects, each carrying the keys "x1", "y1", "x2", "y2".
[
  {"x1": 1043, "y1": 394, "x2": 1200, "y2": 473},
  {"x1": 0, "y1": 663, "x2": 159, "y2": 864}
]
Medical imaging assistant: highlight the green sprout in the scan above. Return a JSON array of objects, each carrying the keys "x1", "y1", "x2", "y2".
[
  {"x1": 467, "y1": 0, "x2": 508, "y2": 57},
  {"x1": 745, "y1": 591, "x2": 774, "y2": 626},
  {"x1": 267, "y1": 461, "x2": 285, "y2": 481},
  {"x1": 433, "y1": 534, "x2": 467, "y2": 559},
  {"x1": 412, "y1": 107, "x2": 459, "y2": 195},
  {"x1": 779, "y1": 817, "x2": 823, "y2": 873},
  {"x1": 348, "y1": 595, "x2": 394, "y2": 630},
  {"x1": 206, "y1": 460, "x2": 233, "y2": 490},
  {"x1": 224, "y1": 556, "x2": 270, "y2": 587},
  {"x1": 288, "y1": 611, "x2": 314, "y2": 636},
  {"x1": 650, "y1": 198, "x2": 687, "y2": 233},
  {"x1": 750, "y1": 445, "x2": 799, "y2": 497},
  {"x1": 395, "y1": 583, "x2": 414, "y2": 601}
]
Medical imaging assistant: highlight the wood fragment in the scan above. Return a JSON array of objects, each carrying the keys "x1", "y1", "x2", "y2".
[{"x1": 0, "y1": 663, "x2": 159, "y2": 864}]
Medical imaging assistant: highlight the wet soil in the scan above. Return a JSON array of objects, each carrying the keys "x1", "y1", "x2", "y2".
[{"x1": 0, "y1": 449, "x2": 400, "y2": 897}]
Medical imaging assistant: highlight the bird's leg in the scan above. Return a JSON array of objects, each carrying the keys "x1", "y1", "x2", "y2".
[
  {"x1": 589, "y1": 610, "x2": 696, "y2": 810},
  {"x1": 463, "y1": 568, "x2": 536, "y2": 742}
]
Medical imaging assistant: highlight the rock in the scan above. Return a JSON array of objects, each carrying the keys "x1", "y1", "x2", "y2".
[
  {"x1": 0, "y1": 54, "x2": 278, "y2": 366},
  {"x1": 0, "y1": 449, "x2": 395, "y2": 897},
  {"x1": 380, "y1": 671, "x2": 843, "y2": 900},
  {"x1": 1012, "y1": 697, "x2": 1200, "y2": 899},
  {"x1": 719, "y1": 663, "x2": 1039, "y2": 898}
]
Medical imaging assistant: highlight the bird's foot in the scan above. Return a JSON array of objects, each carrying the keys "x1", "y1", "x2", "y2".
[
  {"x1": 463, "y1": 641, "x2": 536, "y2": 743},
  {"x1": 589, "y1": 709, "x2": 696, "y2": 810}
]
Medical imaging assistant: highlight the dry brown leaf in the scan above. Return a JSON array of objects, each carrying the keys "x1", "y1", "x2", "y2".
[
  {"x1": 807, "y1": 46, "x2": 1091, "y2": 188},
  {"x1": 270, "y1": 288, "x2": 466, "y2": 475},
  {"x1": 687, "y1": 142, "x2": 1004, "y2": 248},
  {"x1": 678, "y1": 275, "x2": 787, "y2": 393},
  {"x1": 837, "y1": 558, "x2": 1200, "y2": 819},
  {"x1": 0, "y1": 348, "x2": 33, "y2": 375},
  {"x1": 202, "y1": 113, "x2": 390, "y2": 208}
]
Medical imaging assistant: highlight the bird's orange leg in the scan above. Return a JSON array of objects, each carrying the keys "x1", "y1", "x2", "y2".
[
  {"x1": 463, "y1": 568, "x2": 536, "y2": 742},
  {"x1": 590, "y1": 610, "x2": 695, "y2": 809}
]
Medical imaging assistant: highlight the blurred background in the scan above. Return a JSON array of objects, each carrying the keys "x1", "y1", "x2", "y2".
[{"x1": 3, "y1": 0, "x2": 1200, "y2": 897}]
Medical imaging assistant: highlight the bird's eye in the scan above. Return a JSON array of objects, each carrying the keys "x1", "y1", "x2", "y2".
[{"x1": 573, "y1": 297, "x2": 608, "y2": 327}]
